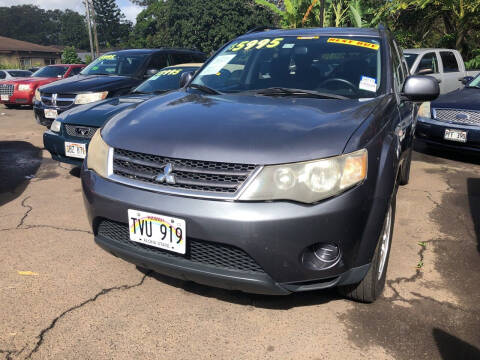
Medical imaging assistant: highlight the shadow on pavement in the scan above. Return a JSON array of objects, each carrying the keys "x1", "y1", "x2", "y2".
[
  {"x1": 138, "y1": 267, "x2": 341, "y2": 309},
  {"x1": 433, "y1": 328, "x2": 480, "y2": 360},
  {"x1": 467, "y1": 178, "x2": 480, "y2": 253},
  {"x1": 414, "y1": 140, "x2": 480, "y2": 165},
  {"x1": 0, "y1": 141, "x2": 42, "y2": 206},
  {"x1": 69, "y1": 166, "x2": 81, "y2": 178}
]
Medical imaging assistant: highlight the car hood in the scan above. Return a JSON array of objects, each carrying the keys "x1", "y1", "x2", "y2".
[
  {"x1": 60, "y1": 94, "x2": 154, "y2": 128},
  {"x1": 432, "y1": 87, "x2": 480, "y2": 110},
  {"x1": 39, "y1": 75, "x2": 140, "y2": 94},
  {"x1": 102, "y1": 91, "x2": 382, "y2": 165}
]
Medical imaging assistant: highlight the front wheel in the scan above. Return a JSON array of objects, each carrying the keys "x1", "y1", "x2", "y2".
[
  {"x1": 338, "y1": 196, "x2": 396, "y2": 303},
  {"x1": 399, "y1": 147, "x2": 412, "y2": 185}
]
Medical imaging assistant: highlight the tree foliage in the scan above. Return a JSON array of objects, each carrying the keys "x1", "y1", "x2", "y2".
[
  {"x1": 129, "y1": 0, "x2": 276, "y2": 54},
  {"x1": 92, "y1": 0, "x2": 132, "y2": 48},
  {"x1": 0, "y1": 5, "x2": 89, "y2": 49},
  {"x1": 62, "y1": 46, "x2": 82, "y2": 64}
]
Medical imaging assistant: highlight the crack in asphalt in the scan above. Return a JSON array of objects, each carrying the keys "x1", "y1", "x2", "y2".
[
  {"x1": 23, "y1": 271, "x2": 152, "y2": 359},
  {"x1": 0, "y1": 345, "x2": 27, "y2": 360},
  {"x1": 0, "y1": 196, "x2": 92, "y2": 235},
  {"x1": 409, "y1": 292, "x2": 480, "y2": 315},
  {"x1": 16, "y1": 197, "x2": 32, "y2": 229}
]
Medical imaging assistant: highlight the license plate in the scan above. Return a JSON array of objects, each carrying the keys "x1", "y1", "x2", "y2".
[
  {"x1": 44, "y1": 109, "x2": 58, "y2": 119},
  {"x1": 128, "y1": 209, "x2": 186, "y2": 255},
  {"x1": 1, "y1": 95, "x2": 9, "y2": 101},
  {"x1": 444, "y1": 129, "x2": 467, "y2": 143},
  {"x1": 65, "y1": 142, "x2": 86, "y2": 159}
]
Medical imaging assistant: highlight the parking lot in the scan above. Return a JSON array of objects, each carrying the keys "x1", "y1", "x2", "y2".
[{"x1": 0, "y1": 106, "x2": 479, "y2": 359}]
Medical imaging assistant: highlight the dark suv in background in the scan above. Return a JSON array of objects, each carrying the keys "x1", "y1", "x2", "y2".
[
  {"x1": 34, "y1": 48, "x2": 206, "y2": 126},
  {"x1": 82, "y1": 27, "x2": 438, "y2": 303}
]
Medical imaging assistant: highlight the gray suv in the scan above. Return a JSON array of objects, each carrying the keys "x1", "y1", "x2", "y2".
[{"x1": 82, "y1": 27, "x2": 439, "y2": 302}]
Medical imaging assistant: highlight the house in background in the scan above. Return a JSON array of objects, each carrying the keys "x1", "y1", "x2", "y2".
[{"x1": 0, "y1": 36, "x2": 62, "y2": 69}]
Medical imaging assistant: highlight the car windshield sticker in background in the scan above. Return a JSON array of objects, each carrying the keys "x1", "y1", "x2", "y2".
[
  {"x1": 150, "y1": 69, "x2": 183, "y2": 80},
  {"x1": 99, "y1": 54, "x2": 116, "y2": 60},
  {"x1": 359, "y1": 76, "x2": 377, "y2": 92},
  {"x1": 230, "y1": 38, "x2": 284, "y2": 52},
  {"x1": 297, "y1": 36, "x2": 319, "y2": 40},
  {"x1": 327, "y1": 38, "x2": 380, "y2": 50}
]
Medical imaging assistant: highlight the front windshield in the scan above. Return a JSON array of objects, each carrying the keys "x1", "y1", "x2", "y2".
[
  {"x1": 134, "y1": 66, "x2": 200, "y2": 93},
  {"x1": 32, "y1": 66, "x2": 69, "y2": 78},
  {"x1": 81, "y1": 53, "x2": 149, "y2": 76},
  {"x1": 404, "y1": 53, "x2": 418, "y2": 70},
  {"x1": 191, "y1": 36, "x2": 383, "y2": 99},
  {"x1": 8, "y1": 70, "x2": 31, "y2": 77},
  {"x1": 467, "y1": 74, "x2": 480, "y2": 88}
]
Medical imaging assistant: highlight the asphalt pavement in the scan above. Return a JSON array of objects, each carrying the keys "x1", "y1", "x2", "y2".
[{"x1": 0, "y1": 106, "x2": 479, "y2": 360}]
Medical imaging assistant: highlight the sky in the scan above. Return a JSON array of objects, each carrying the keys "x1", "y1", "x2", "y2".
[{"x1": 0, "y1": 0, "x2": 144, "y2": 23}]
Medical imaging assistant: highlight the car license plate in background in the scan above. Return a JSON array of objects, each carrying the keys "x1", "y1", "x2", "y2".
[
  {"x1": 44, "y1": 109, "x2": 58, "y2": 119},
  {"x1": 65, "y1": 142, "x2": 86, "y2": 159},
  {"x1": 444, "y1": 129, "x2": 467, "y2": 143},
  {"x1": 1, "y1": 95, "x2": 9, "y2": 101},
  {"x1": 128, "y1": 209, "x2": 186, "y2": 255}
]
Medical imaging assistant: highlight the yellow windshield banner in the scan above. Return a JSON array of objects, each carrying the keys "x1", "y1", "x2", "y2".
[
  {"x1": 99, "y1": 54, "x2": 116, "y2": 60},
  {"x1": 327, "y1": 38, "x2": 380, "y2": 50}
]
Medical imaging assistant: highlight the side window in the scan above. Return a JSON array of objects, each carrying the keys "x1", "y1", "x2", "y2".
[
  {"x1": 440, "y1": 51, "x2": 459, "y2": 73},
  {"x1": 389, "y1": 39, "x2": 403, "y2": 92},
  {"x1": 0, "y1": 71, "x2": 5, "y2": 79},
  {"x1": 147, "y1": 54, "x2": 168, "y2": 70},
  {"x1": 192, "y1": 53, "x2": 206, "y2": 63},
  {"x1": 169, "y1": 53, "x2": 193, "y2": 65},
  {"x1": 417, "y1": 53, "x2": 438, "y2": 73},
  {"x1": 69, "y1": 67, "x2": 82, "y2": 76}
]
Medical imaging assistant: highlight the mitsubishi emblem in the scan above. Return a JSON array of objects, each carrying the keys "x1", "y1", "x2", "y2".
[
  {"x1": 52, "y1": 93, "x2": 58, "y2": 107},
  {"x1": 155, "y1": 163, "x2": 176, "y2": 184}
]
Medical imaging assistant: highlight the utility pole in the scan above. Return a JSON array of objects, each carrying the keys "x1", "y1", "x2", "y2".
[
  {"x1": 84, "y1": 0, "x2": 94, "y2": 60},
  {"x1": 89, "y1": 0, "x2": 100, "y2": 58}
]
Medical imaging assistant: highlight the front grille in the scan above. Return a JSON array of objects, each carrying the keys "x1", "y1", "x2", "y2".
[
  {"x1": 41, "y1": 93, "x2": 76, "y2": 108},
  {"x1": 112, "y1": 148, "x2": 257, "y2": 195},
  {"x1": 433, "y1": 108, "x2": 480, "y2": 126},
  {"x1": 64, "y1": 124, "x2": 97, "y2": 139},
  {"x1": 0, "y1": 84, "x2": 14, "y2": 96},
  {"x1": 97, "y1": 219, "x2": 265, "y2": 273}
]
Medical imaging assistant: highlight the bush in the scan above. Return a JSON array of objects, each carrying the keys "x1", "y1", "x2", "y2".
[
  {"x1": 465, "y1": 50, "x2": 480, "y2": 70},
  {"x1": 61, "y1": 46, "x2": 81, "y2": 64},
  {"x1": 0, "y1": 63, "x2": 20, "y2": 69}
]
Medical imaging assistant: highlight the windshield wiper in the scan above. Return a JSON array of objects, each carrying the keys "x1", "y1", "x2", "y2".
[
  {"x1": 253, "y1": 87, "x2": 348, "y2": 100},
  {"x1": 188, "y1": 83, "x2": 222, "y2": 95}
]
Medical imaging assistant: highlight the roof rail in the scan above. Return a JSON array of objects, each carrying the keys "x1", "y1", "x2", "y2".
[{"x1": 245, "y1": 26, "x2": 280, "y2": 34}]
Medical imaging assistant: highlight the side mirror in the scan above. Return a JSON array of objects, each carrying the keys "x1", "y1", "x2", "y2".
[
  {"x1": 144, "y1": 69, "x2": 159, "y2": 78},
  {"x1": 415, "y1": 68, "x2": 434, "y2": 76},
  {"x1": 460, "y1": 76, "x2": 474, "y2": 85},
  {"x1": 402, "y1": 75, "x2": 440, "y2": 102},
  {"x1": 179, "y1": 71, "x2": 194, "y2": 88}
]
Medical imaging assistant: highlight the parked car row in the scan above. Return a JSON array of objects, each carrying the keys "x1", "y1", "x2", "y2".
[{"x1": 7, "y1": 26, "x2": 478, "y2": 303}]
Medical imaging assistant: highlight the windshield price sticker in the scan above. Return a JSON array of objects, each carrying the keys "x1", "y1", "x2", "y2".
[
  {"x1": 359, "y1": 76, "x2": 377, "y2": 92},
  {"x1": 152, "y1": 69, "x2": 183, "y2": 79},
  {"x1": 230, "y1": 38, "x2": 284, "y2": 52},
  {"x1": 99, "y1": 54, "x2": 116, "y2": 60},
  {"x1": 297, "y1": 36, "x2": 319, "y2": 40},
  {"x1": 327, "y1": 38, "x2": 380, "y2": 50}
]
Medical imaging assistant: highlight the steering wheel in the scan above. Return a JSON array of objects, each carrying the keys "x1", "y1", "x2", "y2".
[{"x1": 318, "y1": 78, "x2": 358, "y2": 95}]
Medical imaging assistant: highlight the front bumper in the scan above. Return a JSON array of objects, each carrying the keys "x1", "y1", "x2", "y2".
[
  {"x1": 416, "y1": 116, "x2": 480, "y2": 152},
  {"x1": 0, "y1": 90, "x2": 34, "y2": 105},
  {"x1": 43, "y1": 129, "x2": 88, "y2": 167},
  {"x1": 34, "y1": 100, "x2": 76, "y2": 127},
  {"x1": 81, "y1": 166, "x2": 383, "y2": 295}
]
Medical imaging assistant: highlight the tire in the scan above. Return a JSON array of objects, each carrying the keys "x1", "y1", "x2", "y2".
[
  {"x1": 338, "y1": 195, "x2": 396, "y2": 303},
  {"x1": 398, "y1": 147, "x2": 412, "y2": 185}
]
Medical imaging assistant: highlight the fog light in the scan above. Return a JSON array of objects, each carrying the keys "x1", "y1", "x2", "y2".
[{"x1": 313, "y1": 243, "x2": 340, "y2": 263}]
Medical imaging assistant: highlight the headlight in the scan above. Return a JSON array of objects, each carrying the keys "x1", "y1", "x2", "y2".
[
  {"x1": 418, "y1": 102, "x2": 431, "y2": 118},
  {"x1": 239, "y1": 149, "x2": 367, "y2": 203},
  {"x1": 18, "y1": 84, "x2": 31, "y2": 91},
  {"x1": 74, "y1": 91, "x2": 108, "y2": 105},
  {"x1": 87, "y1": 130, "x2": 111, "y2": 178},
  {"x1": 50, "y1": 120, "x2": 61, "y2": 132},
  {"x1": 34, "y1": 88, "x2": 41, "y2": 102}
]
